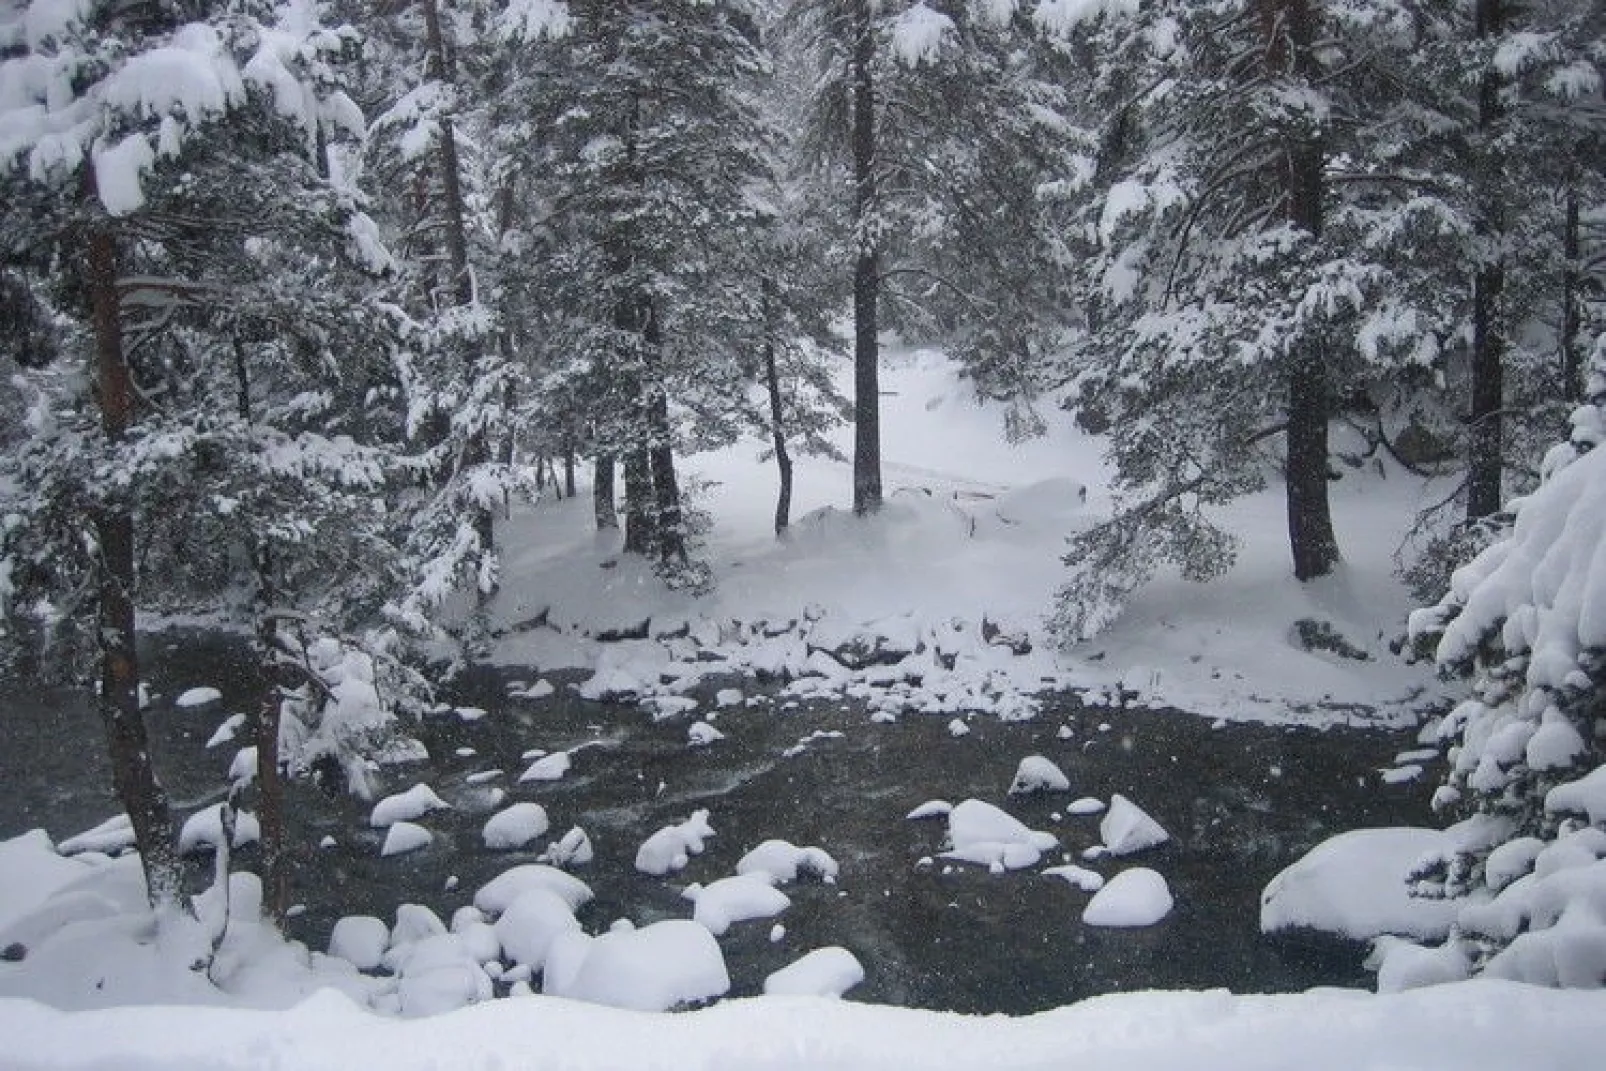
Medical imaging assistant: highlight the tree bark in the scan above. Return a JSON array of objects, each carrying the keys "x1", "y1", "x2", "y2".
[
  {"x1": 762, "y1": 284, "x2": 794, "y2": 537},
  {"x1": 1560, "y1": 187, "x2": 1582, "y2": 402},
  {"x1": 87, "y1": 220, "x2": 180, "y2": 909},
  {"x1": 1264, "y1": 0, "x2": 1340, "y2": 579},
  {"x1": 642, "y1": 304, "x2": 686, "y2": 565},
  {"x1": 851, "y1": 0, "x2": 882, "y2": 516},
  {"x1": 1466, "y1": 0, "x2": 1506, "y2": 521},
  {"x1": 623, "y1": 448, "x2": 654, "y2": 555},
  {"x1": 594, "y1": 454, "x2": 618, "y2": 530},
  {"x1": 254, "y1": 603, "x2": 288, "y2": 925}
]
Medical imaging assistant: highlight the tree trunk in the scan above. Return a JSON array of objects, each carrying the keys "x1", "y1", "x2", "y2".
[
  {"x1": 851, "y1": 0, "x2": 882, "y2": 516},
  {"x1": 1560, "y1": 187, "x2": 1582, "y2": 402},
  {"x1": 762, "y1": 286, "x2": 793, "y2": 537},
  {"x1": 87, "y1": 221, "x2": 180, "y2": 909},
  {"x1": 1264, "y1": 0, "x2": 1340, "y2": 579},
  {"x1": 642, "y1": 305, "x2": 686, "y2": 565},
  {"x1": 564, "y1": 449, "x2": 577, "y2": 499},
  {"x1": 594, "y1": 454, "x2": 618, "y2": 530},
  {"x1": 1466, "y1": 0, "x2": 1506, "y2": 521},
  {"x1": 254, "y1": 606, "x2": 289, "y2": 925},
  {"x1": 623, "y1": 448, "x2": 654, "y2": 555}
]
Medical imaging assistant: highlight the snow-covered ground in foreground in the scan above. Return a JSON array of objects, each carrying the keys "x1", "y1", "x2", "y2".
[
  {"x1": 484, "y1": 348, "x2": 1442, "y2": 725},
  {"x1": 4, "y1": 981, "x2": 1603, "y2": 1071}
]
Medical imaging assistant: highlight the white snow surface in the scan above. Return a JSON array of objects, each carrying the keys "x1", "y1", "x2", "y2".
[
  {"x1": 327, "y1": 916, "x2": 388, "y2": 971},
  {"x1": 735, "y1": 840, "x2": 839, "y2": 884},
  {"x1": 177, "y1": 805, "x2": 261, "y2": 854},
  {"x1": 763, "y1": 947, "x2": 865, "y2": 998},
  {"x1": 943, "y1": 799, "x2": 1057, "y2": 871},
  {"x1": 380, "y1": 822, "x2": 433, "y2": 858},
  {"x1": 4, "y1": 981, "x2": 1602, "y2": 1069},
  {"x1": 685, "y1": 875, "x2": 791, "y2": 937},
  {"x1": 635, "y1": 809, "x2": 715, "y2": 877},
  {"x1": 479, "y1": 351, "x2": 1433, "y2": 727},
  {"x1": 1259, "y1": 828, "x2": 1459, "y2": 941},
  {"x1": 473, "y1": 865, "x2": 592, "y2": 915},
  {"x1": 1082, "y1": 868, "x2": 1174, "y2": 927},
  {"x1": 543, "y1": 920, "x2": 728, "y2": 1012},
  {"x1": 174, "y1": 686, "x2": 222, "y2": 708}
]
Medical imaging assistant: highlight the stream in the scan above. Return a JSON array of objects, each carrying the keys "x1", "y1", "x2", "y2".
[{"x1": 0, "y1": 631, "x2": 1438, "y2": 1014}]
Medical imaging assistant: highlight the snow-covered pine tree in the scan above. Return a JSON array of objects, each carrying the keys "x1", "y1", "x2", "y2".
[
  {"x1": 1396, "y1": 334, "x2": 1606, "y2": 989},
  {"x1": 0, "y1": 0, "x2": 408, "y2": 911},
  {"x1": 491, "y1": 0, "x2": 774, "y2": 580},
  {"x1": 1047, "y1": 0, "x2": 1472, "y2": 639}
]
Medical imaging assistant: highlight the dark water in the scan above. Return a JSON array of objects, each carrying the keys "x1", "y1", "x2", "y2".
[{"x1": 0, "y1": 632, "x2": 1438, "y2": 1014}]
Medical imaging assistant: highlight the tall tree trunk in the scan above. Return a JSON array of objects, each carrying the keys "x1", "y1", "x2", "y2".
[
  {"x1": 421, "y1": 0, "x2": 494, "y2": 570},
  {"x1": 642, "y1": 304, "x2": 686, "y2": 565},
  {"x1": 851, "y1": 0, "x2": 882, "y2": 516},
  {"x1": 762, "y1": 283, "x2": 793, "y2": 537},
  {"x1": 594, "y1": 454, "x2": 618, "y2": 530},
  {"x1": 87, "y1": 219, "x2": 179, "y2": 909},
  {"x1": 1560, "y1": 186, "x2": 1582, "y2": 402},
  {"x1": 1467, "y1": 0, "x2": 1506, "y2": 521},
  {"x1": 623, "y1": 448, "x2": 654, "y2": 555},
  {"x1": 1264, "y1": 0, "x2": 1340, "y2": 579},
  {"x1": 564, "y1": 448, "x2": 577, "y2": 500}
]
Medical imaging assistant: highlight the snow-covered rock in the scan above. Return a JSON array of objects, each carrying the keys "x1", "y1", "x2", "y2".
[
  {"x1": 474, "y1": 865, "x2": 594, "y2": 915},
  {"x1": 205, "y1": 713, "x2": 246, "y2": 749},
  {"x1": 1009, "y1": 755, "x2": 1070, "y2": 795},
  {"x1": 370, "y1": 784, "x2": 450, "y2": 828},
  {"x1": 1260, "y1": 828, "x2": 1458, "y2": 941},
  {"x1": 493, "y1": 888, "x2": 580, "y2": 970},
  {"x1": 175, "y1": 687, "x2": 222, "y2": 709},
  {"x1": 543, "y1": 920, "x2": 729, "y2": 1011},
  {"x1": 56, "y1": 814, "x2": 136, "y2": 857},
  {"x1": 1099, "y1": 794, "x2": 1169, "y2": 856},
  {"x1": 328, "y1": 916, "x2": 389, "y2": 971},
  {"x1": 943, "y1": 799, "x2": 1058, "y2": 872},
  {"x1": 482, "y1": 803, "x2": 550, "y2": 851},
  {"x1": 635, "y1": 809, "x2": 715, "y2": 877},
  {"x1": 1043, "y1": 865, "x2": 1105, "y2": 893},
  {"x1": 1082, "y1": 868, "x2": 1174, "y2": 927},
  {"x1": 687, "y1": 721, "x2": 725, "y2": 747},
  {"x1": 518, "y1": 752, "x2": 571, "y2": 783},
  {"x1": 762, "y1": 947, "x2": 865, "y2": 998},
  {"x1": 735, "y1": 840, "x2": 839, "y2": 884},
  {"x1": 1068, "y1": 797, "x2": 1106, "y2": 816},
  {"x1": 906, "y1": 800, "x2": 952, "y2": 820},
  {"x1": 684, "y1": 875, "x2": 790, "y2": 936},
  {"x1": 381, "y1": 822, "x2": 433, "y2": 857},
  {"x1": 539, "y1": 827, "x2": 594, "y2": 869}
]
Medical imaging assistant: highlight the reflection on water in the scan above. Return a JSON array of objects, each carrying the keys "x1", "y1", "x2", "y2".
[{"x1": 0, "y1": 631, "x2": 1437, "y2": 1014}]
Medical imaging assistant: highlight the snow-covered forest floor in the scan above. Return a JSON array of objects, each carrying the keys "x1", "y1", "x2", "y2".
[
  {"x1": 481, "y1": 348, "x2": 1445, "y2": 728},
  {"x1": 5, "y1": 351, "x2": 1594, "y2": 1069}
]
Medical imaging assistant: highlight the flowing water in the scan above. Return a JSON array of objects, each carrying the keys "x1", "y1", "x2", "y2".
[{"x1": 0, "y1": 631, "x2": 1438, "y2": 1014}]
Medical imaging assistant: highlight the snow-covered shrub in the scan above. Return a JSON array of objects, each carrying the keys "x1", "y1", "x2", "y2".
[{"x1": 1402, "y1": 338, "x2": 1606, "y2": 986}]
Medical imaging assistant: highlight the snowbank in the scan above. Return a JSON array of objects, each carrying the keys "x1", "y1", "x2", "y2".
[
  {"x1": 1260, "y1": 828, "x2": 1459, "y2": 941},
  {"x1": 2, "y1": 981, "x2": 1602, "y2": 1070}
]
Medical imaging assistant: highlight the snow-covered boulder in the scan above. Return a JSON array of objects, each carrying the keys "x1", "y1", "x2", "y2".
[
  {"x1": 381, "y1": 822, "x2": 432, "y2": 857},
  {"x1": 1260, "y1": 828, "x2": 1459, "y2": 942},
  {"x1": 543, "y1": 920, "x2": 730, "y2": 1011},
  {"x1": 1099, "y1": 794, "x2": 1169, "y2": 856},
  {"x1": 482, "y1": 803, "x2": 550, "y2": 851},
  {"x1": 684, "y1": 875, "x2": 790, "y2": 936},
  {"x1": 735, "y1": 840, "x2": 839, "y2": 884},
  {"x1": 493, "y1": 888, "x2": 580, "y2": 970},
  {"x1": 518, "y1": 752, "x2": 572, "y2": 783},
  {"x1": 1083, "y1": 868, "x2": 1174, "y2": 927},
  {"x1": 943, "y1": 799, "x2": 1057, "y2": 871},
  {"x1": 635, "y1": 809, "x2": 715, "y2": 876},
  {"x1": 763, "y1": 947, "x2": 865, "y2": 998},
  {"x1": 175, "y1": 686, "x2": 223, "y2": 709},
  {"x1": 327, "y1": 915, "x2": 388, "y2": 971},
  {"x1": 539, "y1": 827, "x2": 595, "y2": 869},
  {"x1": 370, "y1": 784, "x2": 450, "y2": 828},
  {"x1": 474, "y1": 865, "x2": 594, "y2": 915},
  {"x1": 1009, "y1": 755, "x2": 1069, "y2": 795},
  {"x1": 177, "y1": 805, "x2": 261, "y2": 855},
  {"x1": 1044, "y1": 865, "x2": 1105, "y2": 893},
  {"x1": 687, "y1": 721, "x2": 725, "y2": 747}
]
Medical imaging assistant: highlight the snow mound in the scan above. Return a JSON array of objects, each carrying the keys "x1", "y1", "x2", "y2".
[
  {"x1": 1044, "y1": 865, "x2": 1105, "y2": 893},
  {"x1": 1068, "y1": 797, "x2": 1106, "y2": 816},
  {"x1": 1009, "y1": 755, "x2": 1070, "y2": 795},
  {"x1": 687, "y1": 721, "x2": 725, "y2": 747},
  {"x1": 0, "y1": 831, "x2": 95, "y2": 935},
  {"x1": 539, "y1": 827, "x2": 594, "y2": 869},
  {"x1": 174, "y1": 687, "x2": 222, "y2": 709},
  {"x1": 518, "y1": 752, "x2": 571, "y2": 783},
  {"x1": 1099, "y1": 794, "x2": 1169, "y2": 856},
  {"x1": 1083, "y1": 868, "x2": 1174, "y2": 928},
  {"x1": 684, "y1": 875, "x2": 790, "y2": 936},
  {"x1": 493, "y1": 888, "x2": 579, "y2": 970},
  {"x1": 943, "y1": 799, "x2": 1057, "y2": 871},
  {"x1": 205, "y1": 713, "x2": 246, "y2": 748},
  {"x1": 635, "y1": 809, "x2": 715, "y2": 877},
  {"x1": 1260, "y1": 828, "x2": 1458, "y2": 941},
  {"x1": 906, "y1": 800, "x2": 952, "y2": 820},
  {"x1": 544, "y1": 920, "x2": 729, "y2": 1011},
  {"x1": 56, "y1": 814, "x2": 136, "y2": 856},
  {"x1": 370, "y1": 784, "x2": 450, "y2": 828},
  {"x1": 735, "y1": 840, "x2": 839, "y2": 884},
  {"x1": 328, "y1": 916, "x2": 388, "y2": 971},
  {"x1": 482, "y1": 803, "x2": 550, "y2": 851},
  {"x1": 381, "y1": 822, "x2": 433, "y2": 857},
  {"x1": 474, "y1": 865, "x2": 593, "y2": 915},
  {"x1": 762, "y1": 947, "x2": 865, "y2": 998}
]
